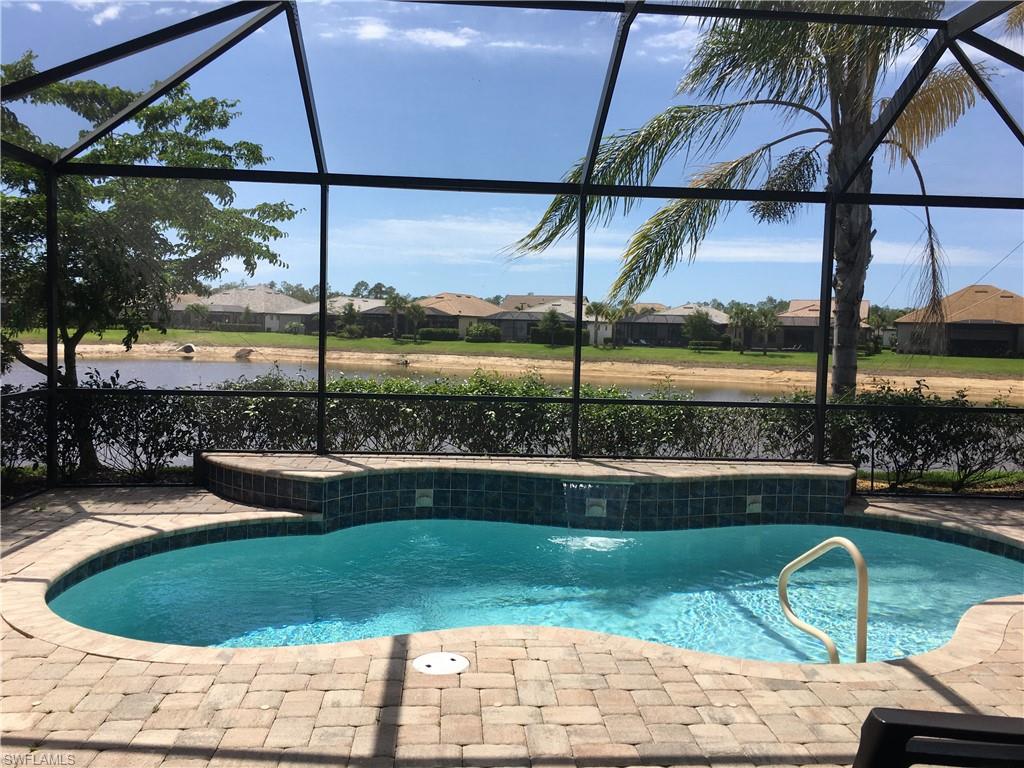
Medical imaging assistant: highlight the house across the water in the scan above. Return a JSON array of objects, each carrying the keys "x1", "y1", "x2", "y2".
[{"x1": 895, "y1": 284, "x2": 1024, "y2": 356}]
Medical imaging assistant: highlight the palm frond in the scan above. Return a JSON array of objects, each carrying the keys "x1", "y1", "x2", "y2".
[
  {"x1": 681, "y1": 2, "x2": 941, "y2": 106},
  {"x1": 749, "y1": 143, "x2": 826, "y2": 223},
  {"x1": 909, "y1": 223, "x2": 948, "y2": 354},
  {"x1": 510, "y1": 102, "x2": 820, "y2": 255},
  {"x1": 681, "y1": 14, "x2": 826, "y2": 105},
  {"x1": 882, "y1": 62, "x2": 984, "y2": 168},
  {"x1": 1005, "y1": 4, "x2": 1024, "y2": 40},
  {"x1": 609, "y1": 147, "x2": 769, "y2": 302}
]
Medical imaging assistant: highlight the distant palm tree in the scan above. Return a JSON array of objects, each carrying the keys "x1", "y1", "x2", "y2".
[
  {"x1": 514, "y1": 1, "x2": 998, "y2": 397},
  {"x1": 756, "y1": 305, "x2": 780, "y2": 356},
  {"x1": 384, "y1": 291, "x2": 409, "y2": 340},
  {"x1": 728, "y1": 304, "x2": 756, "y2": 353},
  {"x1": 586, "y1": 300, "x2": 613, "y2": 345},
  {"x1": 405, "y1": 302, "x2": 426, "y2": 342},
  {"x1": 867, "y1": 312, "x2": 887, "y2": 350},
  {"x1": 608, "y1": 301, "x2": 636, "y2": 347}
]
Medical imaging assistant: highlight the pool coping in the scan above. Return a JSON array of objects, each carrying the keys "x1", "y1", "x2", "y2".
[{"x1": 3, "y1": 458, "x2": 1021, "y2": 685}]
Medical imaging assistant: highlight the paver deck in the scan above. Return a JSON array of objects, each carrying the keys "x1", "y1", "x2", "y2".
[{"x1": 2, "y1": 475, "x2": 1021, "y2": 767}]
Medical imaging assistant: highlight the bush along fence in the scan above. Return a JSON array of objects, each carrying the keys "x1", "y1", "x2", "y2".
[{"x1": 2, "y1": 370, "x2": 1021, "y2": 501}]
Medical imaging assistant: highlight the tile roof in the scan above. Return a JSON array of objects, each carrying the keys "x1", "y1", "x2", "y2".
[
  {"x1": 632, "y1": 304, "x2": 730, "y2": 325},
  {"x1": 500, "y1": 294, "x2": 582, "y2": 310},
  {"x1": 277, "y1": 296, "x2": 387, "y2": 316},
  {"x1": 895, "y1": 284, "x2": 1024, "y2": 325},
  {"x1": 415, "y1": 292, "x2": 500, "y2": 317},
  {"x1": 778, "y1": 299, "x2": 869, "y2": 327},
  {"x1": 182, "y1": 285, "x2": 309, "y2": 314}
]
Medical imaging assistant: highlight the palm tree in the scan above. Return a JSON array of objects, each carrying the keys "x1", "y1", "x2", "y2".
[
  {"x1": 586, "y1": 300, "x2": 613, "y2": 345},
  {"x1": 866, "y1": 312, "x2": 887, "y2": 351},
  {"x1": 755, "y1": 305, "x2": 780, "y2": 355},
  {"x1": 728, "y1": 304, "x2": 756, "y2": 353},
  {"x1": 607, "y1": 300, "x2": 636, "y2": 347},
  {"x1": 513, "y1": 1, "x2": 994, "y2": 397},
  {"x1": 384, "y1": 291, "x2": 409, "y2": 340},
  {"x1": 405, "y1": 302, "x2": 426, "y2": 342}
]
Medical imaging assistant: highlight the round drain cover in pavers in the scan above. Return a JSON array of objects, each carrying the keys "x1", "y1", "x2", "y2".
[{"x1": 412, "y1": 651, "x2": 470, "y2": 675}]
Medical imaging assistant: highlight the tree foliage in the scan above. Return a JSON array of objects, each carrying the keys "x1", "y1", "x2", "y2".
[{"x1": 1, "y1": 52, "x2": 298, "y2": 385}]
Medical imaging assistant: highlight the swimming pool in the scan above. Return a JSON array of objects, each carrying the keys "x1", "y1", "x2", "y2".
[{"x1": 48, "y1": 521, "x2": 1022, "y2": 663}]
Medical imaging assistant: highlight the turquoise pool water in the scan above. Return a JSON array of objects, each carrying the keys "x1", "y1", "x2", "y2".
[{"x1": 49, "y1": 522, "x2": 1022, "y2": 663}]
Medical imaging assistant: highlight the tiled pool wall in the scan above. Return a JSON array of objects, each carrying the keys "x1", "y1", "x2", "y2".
[
  {"x1": 195, "y1": 457, "x2": 853, "y2": 531},
  {"x1": 44, "y1": 461, "x2": 1022, "y2": 603}
]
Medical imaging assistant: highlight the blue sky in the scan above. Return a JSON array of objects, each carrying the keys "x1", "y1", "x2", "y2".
[{"x1": 3, "y1": 0, "x2": 1022, "y2": 308}]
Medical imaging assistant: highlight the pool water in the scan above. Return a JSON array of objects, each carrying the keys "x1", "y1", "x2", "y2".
[{"x1": 49, "y1": 522, "x2": 1023, "y2": 663}]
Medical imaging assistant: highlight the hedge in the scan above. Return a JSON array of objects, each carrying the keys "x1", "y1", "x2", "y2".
[
  {"x1": 529, "y1": 327, "x2": 588, "y2": 346},
  {"x1": 2, "y1": 373, "x2": 1020, "y2": 499},
  {"x1": 418, "y1": 327, "x2": 460, "y2": 341}
]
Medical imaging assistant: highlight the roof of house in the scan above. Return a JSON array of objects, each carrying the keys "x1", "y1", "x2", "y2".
[
  {"x1": 778, "y1": 299, "x2": 869, "y2": 327},
  {"x1": 632, "y1": 302, "x2": 669, "y2": 313},
  {"x1": 415, "y1": 292, "x2": 500, "y2": 317},
  {"x1": 171, "y1": 293, "x2": 206, "y2": 310},
  {"x1": 487, "y1": 309, "x2": 574, "y2": 322},
  {"x1": 277, "y1": 296, "x2": 387, "y2": 316},
  {"x1": 500, "y1": 294, "x2": 583, "y2": 310},
  {"x1": 184, "y1": 285, "x2": 309, "y2": 314},
  {"x1": 527, "y1": 299, "x2": 585, "y2": 317},
  {"x1": 361, "y1": 304, "x2": 447, "y2": 316},
  {"x1": 895, "y1": 284, "x2": 1024, "y2": 325},
  {"x1": 629, "y1": 303, "x2": 730, "y2": 325}
]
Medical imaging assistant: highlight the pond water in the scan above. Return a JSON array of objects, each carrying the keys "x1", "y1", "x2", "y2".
[{"x1": 2, "y1": 358, "x2": 774, "y2": 402}]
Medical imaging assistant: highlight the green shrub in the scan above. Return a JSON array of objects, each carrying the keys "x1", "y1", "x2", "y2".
[
  {"x1": 337, "y1": 323, "x2": 363, "y2": 339},
  {"x1": 4, "y1": 369, "x2": 1019, "y2": 496},
  {"x1": 418, "y1": 327, "x2": 460, "y2": 341},
  {"x1": 465, "y1": 322, "x2": 502, "y2": 342},
  {"x1": 529, "y1": 327, "x2": 586, "y2": 346},
  {"x1": 284, "y1": 321, "x2": 305, "y2": 335}
]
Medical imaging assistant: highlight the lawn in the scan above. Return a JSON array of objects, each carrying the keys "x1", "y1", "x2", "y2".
[{"x1": 13, "y1": 327, "x2": 1024, "y2": 377}]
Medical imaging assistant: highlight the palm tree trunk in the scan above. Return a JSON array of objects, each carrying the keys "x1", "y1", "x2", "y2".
[
  {"x1": 828, "y1": 94, "x2": 875, "y2": 399},
  {"x1": 830, "y1": 178, "x2": 873, "y2": 399}
]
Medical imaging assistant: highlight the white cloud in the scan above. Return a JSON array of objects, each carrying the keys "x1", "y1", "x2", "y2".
[
  {"x1": 686, "y1": 236, "x2": 988, "y2": 267},
  {"x1": 644, "y1": 25, "x2": 701, "y2": 52},
  {"x1": 26, "y1": 2, "x2": 42, "y2": 12},
  {"x1": 634, "y1": 18, "x2": 701, "y2": 65},
  {"x1": 91, "y1": 3, "x2": 123, "y2": 25},
  {"x1": 404, "y1": 26, "x2": 478, "y2": 48},
  {"x1": 486, "y1": 40, "x2": 567, "y2": 53},
  {"x1": 317, "y1": 17, "x2": 479, "y2": 49},
  {"x1": 355, "y1": 19, "x2": 390, "y2": 41},
  {"x1": 71, "y1": 1, "x2": 124, "y2": 26},
  {"x1": 313, "y1": 11, "x2": 588, "y2": 55},
  {"x1": 327, "y1": 212, "x2": 991, "y2": 272}
]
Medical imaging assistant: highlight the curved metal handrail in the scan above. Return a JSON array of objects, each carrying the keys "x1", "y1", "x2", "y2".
[{"x1": 778, "y1": 536, "x2": 869, "y2": 664}]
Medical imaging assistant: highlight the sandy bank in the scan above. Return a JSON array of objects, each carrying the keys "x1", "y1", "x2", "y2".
[{"x1": 20, "y1": 341, "x2": 1023, "y2": 403}]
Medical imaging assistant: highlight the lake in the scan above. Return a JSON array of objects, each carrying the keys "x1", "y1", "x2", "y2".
[{"x1": 1, "y1": 358, "x2": 781, "y2": 402}]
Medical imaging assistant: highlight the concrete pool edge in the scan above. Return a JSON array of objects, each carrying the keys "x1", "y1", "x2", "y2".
[{"x1": 2, "y1": 485, "x2": 1020, "y2": 681}]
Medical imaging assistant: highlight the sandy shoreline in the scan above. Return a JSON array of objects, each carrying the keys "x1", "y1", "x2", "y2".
[{"x1": 19, "y1": 341, "x2": 1023, "y2": 403}]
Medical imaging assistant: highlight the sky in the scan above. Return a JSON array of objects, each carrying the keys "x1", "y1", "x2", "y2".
[{"x1": 2, "y1": 0, "x2": 1022, "y2": 309}]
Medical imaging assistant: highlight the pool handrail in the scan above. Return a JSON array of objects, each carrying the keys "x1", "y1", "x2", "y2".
[{"x1": 777, "y1": 536, "x2": 868, "y2": 664}]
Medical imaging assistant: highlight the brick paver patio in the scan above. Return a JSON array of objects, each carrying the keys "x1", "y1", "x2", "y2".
[{"x1": 2, "y1": 478, "x2": 1021, "y2": 767}]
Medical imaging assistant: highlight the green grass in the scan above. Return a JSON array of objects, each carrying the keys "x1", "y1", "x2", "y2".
[{"x1": 13, "y1": 327, "x2": 1023, "y2": 377}]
